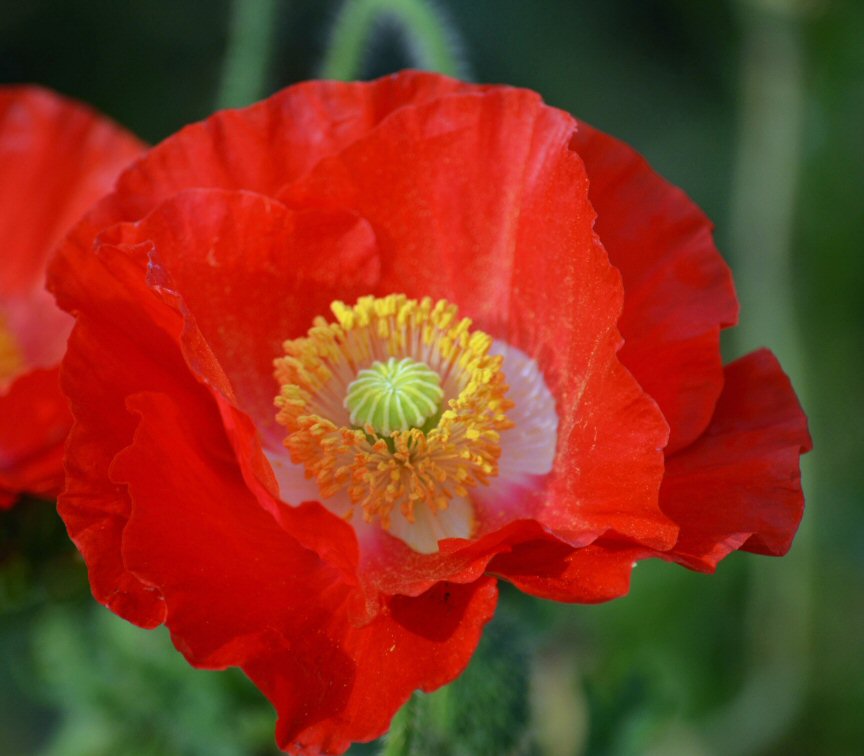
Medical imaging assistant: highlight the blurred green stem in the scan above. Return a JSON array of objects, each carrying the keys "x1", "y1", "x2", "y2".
[
  {"x1": 379, "y1": 694, "x2": 417, "y2": 756},
  {"x1": 216, "y1": 0, "x2": 279, "y2": 109},
  {"x1": 321, "y1": 0, "x2": 464, "y2": 81},
  {"x1": 707, "y1": 1, "x2": 813, "y2": 752}
]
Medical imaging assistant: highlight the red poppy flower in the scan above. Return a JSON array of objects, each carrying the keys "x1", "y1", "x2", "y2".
[
  {"x1": 49, "y1": 71, "x2": 810, "y2": 754},
  {"x1": 0, "y1": 86, "x2": 143, "y2": 508}
]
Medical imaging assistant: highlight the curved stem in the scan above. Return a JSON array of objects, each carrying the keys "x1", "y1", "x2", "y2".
[
  {"x1": 216, "y1": 0, "x2": 280, "y2": 110},
  {"x1": 320, "y1": 0, "x2": 465, "y2": 81}
]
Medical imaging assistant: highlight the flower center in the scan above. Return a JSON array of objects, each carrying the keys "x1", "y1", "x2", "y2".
[
  {"x1": 344, "y1": 356, "x2": 443, "y2": 436},
  {"x1": 0, "y1": 313, "x2": 23, "y2": 386},
  {"x1": 274, "y1": 294, "x2": 513, "y2": 531}
]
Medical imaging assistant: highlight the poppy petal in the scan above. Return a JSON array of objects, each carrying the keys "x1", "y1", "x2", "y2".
[
  {"x1": 64, "y1": 71, "x2": 472, "y2": 260},
  {"x1": 489, "y1": 538, "x2": 647, "y2": 603},
  {"x1": 660, "y1": 348, "x2": 811, "y2": 570},
  {"x1": 0, "y1": 86, "x2": 143, "y2": 296},
  {"x1": 279, "y1": 88, "x2": 573, "y2": 322},
  {"x1": 0, "y1": 86, "x2": 142, "y2": 503},
  {"x1": 55, "y1": 236, "x2": 186, "y2": 626},
  {"x1": 572, "y1": 121, "x2": 738, "y2": 453},
  {"x1": 257, "y1": 578, "x2": 498, "y2": 753}
]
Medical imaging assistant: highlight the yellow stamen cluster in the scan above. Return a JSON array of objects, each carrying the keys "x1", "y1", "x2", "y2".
[
  {"x1": 0, "y1": 314, "x2": 24, "y2": 386},
  {"x1": 274, "y1": 294, "x2": 513, "y2": 528}
]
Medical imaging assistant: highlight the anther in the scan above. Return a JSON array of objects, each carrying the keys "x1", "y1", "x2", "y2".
[{"x1": 0, "y1": 314, "x2": 23, "y2": 385}]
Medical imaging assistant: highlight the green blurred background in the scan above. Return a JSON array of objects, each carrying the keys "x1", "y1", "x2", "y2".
[{"x1": 1, "y1": 1, "x2": 861, "y2": 754}]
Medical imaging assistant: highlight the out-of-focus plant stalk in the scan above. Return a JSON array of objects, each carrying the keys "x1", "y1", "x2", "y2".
[
  {"x1": 531, "y1": 646, "x2": 587, "y2": 756},
  {"x1": 320, "y1": 0, "x2": 466, "y2": 81},
  {"x1": 216, "y1": 0, "x2": 279, "y2": 109},
  {"x1": 708, "y1": 1, "x2": 814, "y2": 753},
  {"x1": 380, "y1": 694, "x2": 418, "y2": 756}
]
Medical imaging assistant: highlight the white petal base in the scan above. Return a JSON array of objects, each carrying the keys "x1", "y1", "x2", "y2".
[
  {"x1": 491, "y1": 340, "x2": 558, "y2": 482},
  {"x1": 387, "y1": 496, "x2": 476, "y2": 554}
]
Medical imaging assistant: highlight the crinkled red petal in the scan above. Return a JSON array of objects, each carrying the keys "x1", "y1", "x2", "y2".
[
  {"x1": 572, "y1": 121, "x2": 738, "y2": 453},
  {"x1": 63, "y1": 71, "x2": 474, "y2": 263},
  {"x1": 51, "y1": 229, "x2": 194, "y2": 626},
  {"x1": 256, "y1": 578, "x2": 498, "y2": 755},
  {"x1": 98, "y1": 188, "x2": 380, "y2": 439},
  {"x1": 660, "y1": 349, "x2": 811, "y2": 570},
  {"x1": 279, "y1": 88, "x2": 576, "y2": 322},
  {"x1": 489, "y1": 537, "x2": 649, "y2": 603},
  {"x1": 0, "y1": 86, "x2": 143, "y2": 296},
  {"x1": 1, "y1": 87, "x2": 141, "y2": 504},
  {"x1": 112, "y1": 390, "x2": 345, "y2": 667},
  {"x1": 491, "y1": 350, "x2": 811, "y2": 594}
]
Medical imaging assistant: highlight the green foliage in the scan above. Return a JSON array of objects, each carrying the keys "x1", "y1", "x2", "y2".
[
  {"x1": 217, "y1": 0, "x2": 279, "y2": 109},
  {"x1": 32, "y1": 605, "x2": 278, "y2": 756},
  {"x1": 0, "y1": 498, "x2": 87, "y2": 614}
]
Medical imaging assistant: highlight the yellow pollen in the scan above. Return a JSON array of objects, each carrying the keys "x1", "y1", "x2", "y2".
[
  {"x1": 0, "y1": 313, "x2": 24, "y2": 386},
  {"x1": 274, "y1": 294, "x2": 513, "y2": 529}
]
